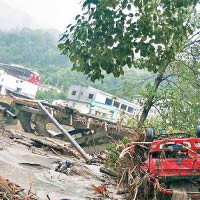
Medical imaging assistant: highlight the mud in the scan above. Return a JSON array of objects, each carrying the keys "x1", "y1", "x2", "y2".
[{"x1": 0, "y1": 131, "x2": 124, "y2": 200}]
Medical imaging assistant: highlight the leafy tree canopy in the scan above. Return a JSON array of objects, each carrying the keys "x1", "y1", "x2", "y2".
[
  {"x1": 59, "y1": 0, "x2": 198, "y2": 82},
  {"x1": 36, "y1": 88, "x2": 67, "y2": 103}
]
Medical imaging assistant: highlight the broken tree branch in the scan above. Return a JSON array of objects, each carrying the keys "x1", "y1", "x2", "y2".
[
  {"x1": 46, "y1": 137, "x2": 82, "y2": 159},
  {"x1": 100, "y1": 167, "x2": 118, "y2": 177}
]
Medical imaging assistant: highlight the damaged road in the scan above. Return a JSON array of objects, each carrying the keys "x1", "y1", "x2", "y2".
[
  {"x1": 0, "y1": 97, "x2": 129, "y2": 200},
  {"x1": 0, "y1": 129, "x2": 125, "y2": 200}
]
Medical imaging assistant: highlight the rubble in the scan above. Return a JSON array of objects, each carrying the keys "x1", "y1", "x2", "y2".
[
  {"x1": 0, "y1": 128, "x2": 126, "y2": 199},
  {"x1": 103, "y1": 132, "x2": 151, "y2": 200},
  {"x1": 0, "y1": 175, "x2": 38, "y2": 200},
  {"x1": 55, "y1": 160, "x2": 72, "y2": 175},
  {"x1": 0, "y1": 96, "x2": 133, "y2": 199},
  {"x1": 0, "y1": 95, "x2": 138, "y2": 148},
  {"x1": 37, "y1": 101, "x2": 91, "y2": 161},
  {"x1": 91, "y1": 184, "x2": 109, "y2": 198},
  {"x1": 100, "y1": 167, "x2": 118, "y2": 177},
  {"x1": 46, "y1": 137, "x2": 82, "y2": 159}
]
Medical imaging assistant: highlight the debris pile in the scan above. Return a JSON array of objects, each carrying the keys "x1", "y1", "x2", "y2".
[
  {"x1": 104, "y1": 131, "x2": 153, "y2": 200},
  {"x1": 0, "y1": 128, "x2": 127, "y2": 199},
  {"x1": 91, "y1": 184, "x2": 109, "y2": 198},
  {"x1": 0, "y1": 176, "x2": 37, "y2": 200},
  {"x1": 1, "y1": 95, "x2": 138, "y2": 147},
  {"x1": 0, "y1": 95, "x2": 141, "y2": 199}
]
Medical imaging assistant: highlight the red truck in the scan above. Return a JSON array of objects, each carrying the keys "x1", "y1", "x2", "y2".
[{"x1": 141, "y1": 129, "x2": 200, "y2": 200}]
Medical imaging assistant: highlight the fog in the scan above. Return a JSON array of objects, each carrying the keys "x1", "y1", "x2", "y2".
[
  {"x1": 0, "y1": 0, "x2": 81, "y2": 31},
  {"x1": 0, "y1": 1, "x2": 35, "y2": 31}
]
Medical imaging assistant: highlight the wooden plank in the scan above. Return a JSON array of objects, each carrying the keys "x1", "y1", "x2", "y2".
[{"x1": 46, "y1": 137, "x2": 82, "y2": 159}]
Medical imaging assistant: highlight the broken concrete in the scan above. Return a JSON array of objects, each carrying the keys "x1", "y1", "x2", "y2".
[{"x1": 0, "y1": 130, "x2": 125, "y2": 200}]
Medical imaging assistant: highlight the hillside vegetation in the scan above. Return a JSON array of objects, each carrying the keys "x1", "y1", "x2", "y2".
[{"x1": 0, "y1": 28, "x2": 151, "y2": 102}]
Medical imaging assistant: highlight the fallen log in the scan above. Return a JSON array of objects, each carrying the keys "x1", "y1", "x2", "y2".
[
  {"x1": 30, "y1": 137, "x2": 63, "y2": 152},
  {"x1": 46, "y1": 137, "x2": 82, "y2": 159},
  {"x1": 14, "y1": 139, "x2": 32, "y2": 148},
  {"x1": 7, "y1": 129, "x2": 24, "y2": 139},
  {"x1": 7, "y1": 129, "x2": 80, "y2": 158},
  {"x1": 7, "y1": 129, "x2": 63, "y2": 152},
  {"x1": 100, "y1": 167, "x2": 118, "y2": 177}
]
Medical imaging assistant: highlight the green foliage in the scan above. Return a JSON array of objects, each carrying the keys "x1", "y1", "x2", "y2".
[
  {"x1": 39, "y1": 64, "x2": 151, "y2": 101},
  {"x1": 115, "y1": 69, "x2": 154, "y2": 101},
  {"x1": 36, "y1": 89, "x2": 67, "y2": 103},
  {"x1": 0, "y1": 28, "x2": 66, "y2": 66},
  {"x1": 156, "y1": 87, "x2": 200, "y2": 132},
  {"x1": 146, "y1": 47, "x2": 200, "y2": 132},
  {"x1": 105, "y1": 137, "x2": 133, "y2": 169},
  {"x1": 59, "y1": 0, "x2": 198, "y2": 82},
  {"x1": 144, "y1": 116, "x2": 166, "y2": 131},
  {"x1": 0, "y1": 28, "x2": 152, "y2": 101}
]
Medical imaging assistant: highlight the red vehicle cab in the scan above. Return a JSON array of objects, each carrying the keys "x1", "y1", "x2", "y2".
[{"x1": 141, "y1": 135, "x2": 200, "y2": 199}]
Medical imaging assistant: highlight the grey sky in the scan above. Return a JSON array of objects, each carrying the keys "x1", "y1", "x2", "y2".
[
  {"x1": 1, "y1": 1, "x2": 199, "y2": 32},
  {"x1": 0, "y1": 0, "x2": 82, "y2": 31}
]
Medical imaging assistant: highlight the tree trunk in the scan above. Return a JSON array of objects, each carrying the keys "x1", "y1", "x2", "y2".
[{"x1": 139, "y1": 66, "x2": 168, "y2": 126}]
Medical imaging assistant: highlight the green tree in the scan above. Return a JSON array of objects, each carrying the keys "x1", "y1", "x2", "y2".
[
  {"x1": 59, "y1": 0, "x2": 199, "y2": 125},
  {"x1": 155, "y1": 42, "x2": 200, "y2": 131},
  {"x1": 0, "y1": 28, "x2": 67, "y2": 66},
  {"x1": 0, "y1": 28, "x2": 152, "y2": 101},
  {"x1": 36, "y1": 89, "x2": 67, "y2": 103}
]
